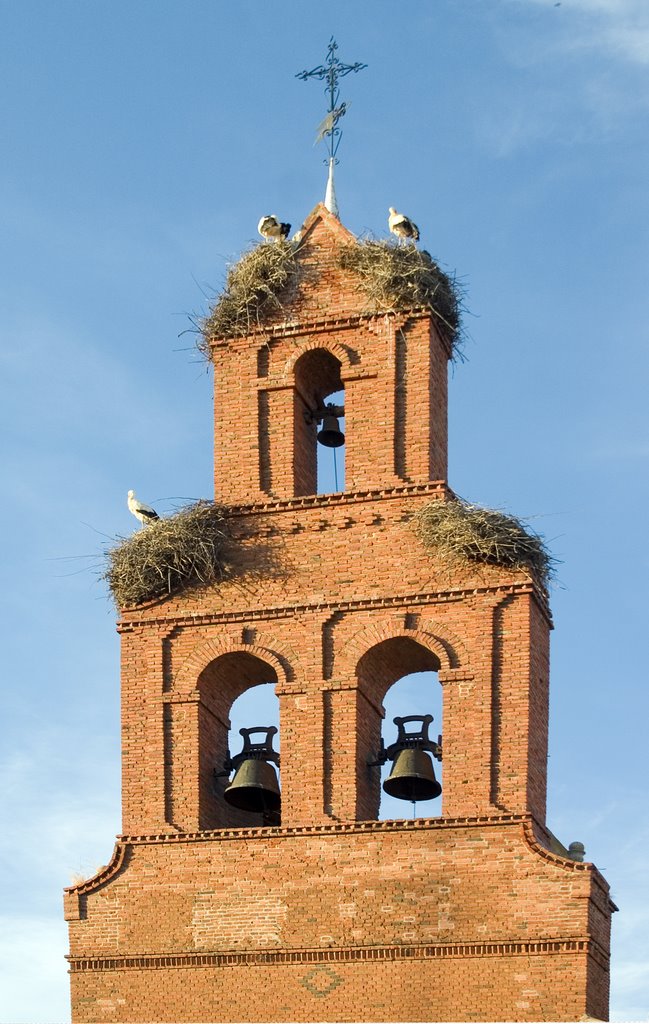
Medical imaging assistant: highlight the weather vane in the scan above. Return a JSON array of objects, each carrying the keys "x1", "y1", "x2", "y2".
[{"x1": 296, "y1": 37, "x2": 367, "y2": 217}]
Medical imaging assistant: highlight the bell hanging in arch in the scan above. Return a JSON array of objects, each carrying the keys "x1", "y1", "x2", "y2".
[
  {"x1": 383, "y1": 747, "x2": 441, "y2": 802},
  {"x1": 378, "y1": 714, "x2": 442, "y2": 803},
  {"x1": 317, "y1": 412, "x2": 345, "y2": 448},
  {"x1": 222, "y1": 726, "x2": 281, "y2": 815}
]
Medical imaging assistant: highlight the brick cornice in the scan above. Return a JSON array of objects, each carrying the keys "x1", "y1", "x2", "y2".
[
  {"x1": 208, "y1": 308, "x2": 443, "y2": 349},
  {"x1": 117, "y1": 580, "x2": 549, "y2": 632},
  {"x1": 114, "y1": 815, "x2": 597, "y2": 869},
  {"x1": 63, "y1": 841, "x2": 127, "y2": 919},
  {"x1": 226, "y1": 480, "x2": 448, "y2": 515},
  {"x1": 116, "y1": 812, "x2": 533, "y2": 846},
  {"x1": 522, "y1": 819, "x2": 612, "y2": 898},
  {"x1": 67, "y1": 935, "x2": 607, "y2": 974}
]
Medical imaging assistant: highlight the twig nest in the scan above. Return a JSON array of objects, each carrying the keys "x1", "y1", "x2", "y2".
[
  {"x1": 200, "y1": 240, "x2": 300, "y2": 352},
  {"x1": 105, "y1": 501, "x2": 229, "y2": 608},
  {"x1": 414, "y1": 497, "x2": 554, "y2": 587},
  {"x1": 337, "y1": 240, "x2": 463, "y2": 355}
]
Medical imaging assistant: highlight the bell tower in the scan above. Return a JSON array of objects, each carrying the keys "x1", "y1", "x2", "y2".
[
  {"x1": 65, "y1": 204, "x2": 614, "y2": 1023},
  {"x1": 212, "y1": 208, "x2": 449, "y2": 506}
]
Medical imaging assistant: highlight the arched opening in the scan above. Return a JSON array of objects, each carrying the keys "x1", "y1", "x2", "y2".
[
  {"x1": 379, "y1": 671, "x2": 442, "y2": 821},
  {"x1": 293, "y1": 348, "x2": 345, "y2": 495},
  {"x1": 317, "y1": 388, "x2": 345, "y2": 494},
  {"x1": 197, "y1": 652, "x2": 280, "y2": 829},
  {"x1": 225, "y1": 681, "x2": 281, "y2": 823},
  {"x1": 356, "y1": 637, "x2": 442, "y2": 821}
]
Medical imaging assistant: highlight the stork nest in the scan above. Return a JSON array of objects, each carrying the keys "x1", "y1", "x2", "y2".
[
  {"x1": 199, "y1": 240, "x2": 300, "y2": 354},
  {"x1": 337, "y1": 240, "x2": 463, "y2": 354},
  {"x1": 414, "y1": 497, "x2": 554, "y2": 587},
  {"x1": 104, "y1": 501, "x2": 230, "y2": 608}
]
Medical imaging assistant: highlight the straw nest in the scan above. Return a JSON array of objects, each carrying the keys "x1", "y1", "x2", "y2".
[
  {"x1": 414, "y1": 498, "x2": 554, "y2": 587},
  {"x1": 337, "y1": 240, "x2": 463, "y2": 354},
  {"x1": 199, "y1": 241, "x2": 300, "y2": 353},
  {"x1": 104, "y1": 501, "x2": 229, "y2": 608}
]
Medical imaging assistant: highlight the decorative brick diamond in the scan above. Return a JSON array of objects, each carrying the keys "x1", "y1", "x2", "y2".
[{"x1": 299, "y1": 965, "x2": 344, "y2": 997}]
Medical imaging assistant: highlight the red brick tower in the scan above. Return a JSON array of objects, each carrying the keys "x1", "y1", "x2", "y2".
[{"x1": 65, "y1": 205, "x2": 614, "y2": 1022}]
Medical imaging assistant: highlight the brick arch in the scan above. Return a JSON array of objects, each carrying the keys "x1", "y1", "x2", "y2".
[
  {"x1": 283, "y1": 337, "x2": 354, "y2": 378},
  {"x1": 415, "y1": 618, "x2": 470, "y2": 671},
  {"x1": 337, "y1": 619, "x2": 469, "y2": 683},
  {"x1": 173, "y1": 636, "x2": 296, "y2": 696}
]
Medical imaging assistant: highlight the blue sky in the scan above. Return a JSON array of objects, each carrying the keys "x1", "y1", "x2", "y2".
[{"x1": 1, "y1": 1, "x2": 648, "y2": 1020}]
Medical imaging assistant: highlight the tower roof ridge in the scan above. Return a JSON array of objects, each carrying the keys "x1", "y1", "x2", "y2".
[{"x1": 295, "y1": 202, "x2": 355, "y2": 245}]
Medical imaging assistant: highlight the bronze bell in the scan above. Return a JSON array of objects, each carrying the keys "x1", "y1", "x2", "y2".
[
  {"x1": 224, "y1": 757, "x2": 281, "y2": 813},
  {"x1": 317, "y1": 409, "x2": 345, "y2": 448},
  {"x1": 375, "y1": 714, "x2": 442, "y2": 804},
  {"x1": 222, "y1": 726, "x2": 281, "y2": 814},
  {"x1": 383, "y1": 747, "x2": 441, "y2": 802}
]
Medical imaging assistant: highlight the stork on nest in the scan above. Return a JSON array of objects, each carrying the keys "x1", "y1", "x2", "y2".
[
  {"x1": 388, "y1": 207, "x2": 420, "y2": 243},
  {"x1": 127, "y1": 490, "x2": 159, "y2": 527},
  {"x1": 258, "y1": 215, "x2": 291, "y2": 242}
]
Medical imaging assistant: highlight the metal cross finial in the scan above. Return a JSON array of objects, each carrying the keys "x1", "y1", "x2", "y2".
[
  {"x1": 296, "y1": 38, "x2": 367, "y2": 216},
  {"x1": 296, "y1": 38, "x2": 367, "y2": 163}
]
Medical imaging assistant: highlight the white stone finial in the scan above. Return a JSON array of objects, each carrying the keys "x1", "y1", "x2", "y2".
[{"x1": 324, "y1": 158, "x2": 339, "y2": 218}]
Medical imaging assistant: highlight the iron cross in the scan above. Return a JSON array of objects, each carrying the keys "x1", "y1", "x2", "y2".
[{"x1": 296, "y1": 37, "x2": 367, "y2": 163}]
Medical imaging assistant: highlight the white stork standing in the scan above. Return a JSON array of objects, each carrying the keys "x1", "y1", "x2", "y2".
[
  {"x1": 388, "y1": 207, "x2": 420, "y2": 243},
  {"x1": 127, "y1": 489, "x2": 159, "y2": 527},
  {"x1": 257, "y1": 215, "x2": 291, "y2": 242}
]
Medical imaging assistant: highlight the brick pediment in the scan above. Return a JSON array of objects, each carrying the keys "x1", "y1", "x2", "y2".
[
  {"x1": 297, "y1": 203, "x2": 355, "y2": 247},
  {"x1": 264, "y1": 205, "x2": 373, "y2": 324}
]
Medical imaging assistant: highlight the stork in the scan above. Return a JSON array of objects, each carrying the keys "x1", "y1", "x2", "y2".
[
  {"x1": 127, "y1": 490, "x2": 159, "y2": 527},
  {"x1": 257, "y1": 215, "x2": 291, "y2": 242},
  {"x1": 388, "y1": 207, "x2": 420, "y2": 243}
]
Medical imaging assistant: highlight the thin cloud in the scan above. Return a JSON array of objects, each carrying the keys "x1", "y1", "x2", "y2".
[
  {"x1": 521, "y1": 0, "x2": 649, "y2": 64},
  {"x1": 485, "y1": 0, "x2": 649, "y2": 159}
]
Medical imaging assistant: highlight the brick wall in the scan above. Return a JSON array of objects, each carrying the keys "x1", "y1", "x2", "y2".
[{"x1": 66, "y1": 818, "x2": 610, "y2": 1022}]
